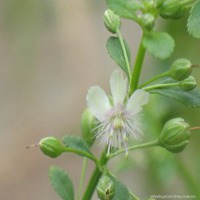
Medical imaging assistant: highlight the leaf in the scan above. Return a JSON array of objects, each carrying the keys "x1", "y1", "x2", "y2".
[
  {"x1": 62, "y1": 135, "x2": 95, "y2": 161},
  {"x1": 49, "y1": 166, "x2": 74, "y2": 200},
  {"x1": 150, "y1": 87, "x2": 200, "y2": 108},
  {"x1": 187, "y1": 0, "x2": 200, "y2": 38},
  {"x1": 106, "y1": 0, "x2": 142, "y2": 20},
  {"x1": 106, "y1": 36, "x2": 131, "y2": 74},
  {"x1": 109, "y1": 174, "x2": 131, "y2": 200},
  {"x1": 143, "y1": 32, "x2": 175, "y2": 59}
]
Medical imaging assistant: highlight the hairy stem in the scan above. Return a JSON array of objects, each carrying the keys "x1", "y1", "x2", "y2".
[
  {"x1": 143, "y1": 82, "x2": 180, "y2": 91},
  {"x1": 129, "y1": 33, "x2": 146, "y2": 96},
  {"x1": 109, "y1": 140, "x2": 159, "y2": 159},
  {"x1": 82, "y1": 148, "x2": 109, "y2": 200},
  {"x1": 78, "y1": 158, "x2": 88, "y2": 200},
  {"x1": 139, "y1": 71, "x2": 170, "y2": 88},
  {"x1": 129, "y1": 191, "x2": 140, "y2": 200},
  {"x1": 117, "y1": 29, "x2": 132, "y2": 81},
  {"x1": 176, "y1": 158, "x2": 200, "y2": 198}
]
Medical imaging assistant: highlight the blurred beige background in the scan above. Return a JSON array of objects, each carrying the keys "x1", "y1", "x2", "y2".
[
  {"x1": 1, "y1": 1, "x2": 200, "y2": 200},
  {"x1": 0, "y1": 1, "x2": 142, "y2": 199}
]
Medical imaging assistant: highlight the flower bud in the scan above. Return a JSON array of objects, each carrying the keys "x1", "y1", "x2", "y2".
[
  {"x1": 159, "y1": 118, "x2": 191, "y2": 153},
  {"x1": 39, "y1": 137, "x2": 65, "y2": 158},
  {"x1": 81, "y1": 109, "x2": 96, "y2": 147},
  {"x1": 179, "y1": 76, "x2": 196, "y2": 91},
  {"x1": 97, "y1": 175, "x2": 115, "y2": 200},
  {"x1": 170, "y1": 58, "x2": 192, "y2": 81},
  {"x1": 142, "y1": 0, "x2": 154, "y2": 11},
  {"x1": 141, "y1": 13, "x2": 155, "y2": 31},
  {"x1": 103, "y1": 9, "x2": 121, "y2": 33},
  {"x1": 159, "y1": 0, "x2": 192, "y2": 19},
  {"x1": 155, "y1": 0, "x2": 165, "y2": 8}
]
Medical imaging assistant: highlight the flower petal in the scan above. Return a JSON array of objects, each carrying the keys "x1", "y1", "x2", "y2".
[
  {"x1": 110, "y1": 70, "x2": 127, "y2": 105},
  {"x1": 86, "y1": 86, "x2": 111, "y2": 120},
  {"x1": 126, "y1": 89, "x2": 149, "y2": 115}
]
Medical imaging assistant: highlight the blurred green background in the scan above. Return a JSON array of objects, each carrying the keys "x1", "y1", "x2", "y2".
[{"x1": 0, "y1": 0, "x2": 200, "y2": 199}]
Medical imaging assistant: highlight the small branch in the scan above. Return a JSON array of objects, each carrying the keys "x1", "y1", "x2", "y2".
[
  {"x1": 190, "y1": 126, "x2": 200, "y2": 131},
  {"x1": 139, "y1": 71, "x2": 170, "y2": 88},
  {"x1": 116, "y1": 29, "x2": 132, "y2": 81},
  {"x1": 109, "y1": 140, "x2": 160, "y2": 159},
  {"x1": 143, "y1": 82, "x2": 180, "y2": 91}
]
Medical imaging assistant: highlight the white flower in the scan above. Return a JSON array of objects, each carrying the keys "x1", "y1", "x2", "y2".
[{"x1": 86, "y1": 70, "x2": 149, "y2": 154}]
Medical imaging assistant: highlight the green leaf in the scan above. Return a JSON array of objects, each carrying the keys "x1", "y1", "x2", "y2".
[
  {"x1": 143, "y1": 32, "x2": 175, "y2": 59},
  {"x1": 106, "y1": 0, "x2": 142, "y2": 20},
  {"x1": 150, "y1": 86, "x2": 200, "y2": 108},
  {"x1": 106, "y1": 36, "x2": 131, "y2": 74},
  {"x1": 109, "y1": 174, "x2": 130, "y2": 200},
  {"x1": 49, "y1": 166, "x2": 74, "y2": 200},
  {"x1": 187, "y1": 0, "x2": 200, "y2": 38},
  {"x1": 62, "y1": 135, "x2": 96, "y2": 161}
]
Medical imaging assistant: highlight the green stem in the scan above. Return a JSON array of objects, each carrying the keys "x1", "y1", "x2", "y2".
[
  {"x1": 129, "y1": 191, "x2": 140, "y2": 200},
  {"x1": 175, "y1": 158, "x2": 200, "y2": 198},
  {"x1": 139, "y1": 71, "x2": 170, "y2": 88},
  {"x1": 116, "y1": 29, "x2": 132, "y2": 81},
  {"x1": 109, "y1": 140, "x2": 159, "y2": 159},
  {"x1": 143, "y1": 82, "x2": 180, "y2": 91},
  {"x1": 78, "y1": 158, "x2": 88, "y2": 200},
  {"x1": 82, "y1": 148, "x2": 109, "y2": 200},
  {"x1": 63, "y1": 148, "x2": 98, "y2": 165},
  {"x1": 129, "y1": 33, "x2": 146, "y2": 96}
]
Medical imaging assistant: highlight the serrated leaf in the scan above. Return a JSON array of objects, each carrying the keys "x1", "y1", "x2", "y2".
[
  {"x1": 107, "y1": 0, "x2": 142, "y2": 20},
  {"x1": 62, "y1": 136, "x2": 95, "y2": 161},
  {"x1": 107, "y1": 36, "x2": 131, "y2": 74},
  {"x1": 49, "y1": 166, "x2": 74, "y2": 200},
  {"x1": 150, "y1": 87, "x2": 200, "y2": 108},
  {"x1": 109, "y1": 174, "x2": 130, "y2": 200},
  {"x1": 187, "y1": 0, "x2": 200, "y2": 38},
  {"x1": 143, "y1": 32, "x2": 175, "y2": 59}
]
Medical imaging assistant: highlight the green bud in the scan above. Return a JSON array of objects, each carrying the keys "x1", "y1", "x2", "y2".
[
  {"x1": 39, "y1": 137, "x2": 65, "y2": 158},
  {"x1": 159, "y1": 0, "x2": 192, "y2": 19},
  {"x1": 103, "y1": 9, "x2": 121, "y2": 34},
  {"x1": 179, "y1": 76, "x2": 196, "y2": 91},
  {"x1": 97, "y1": 175, "x2": 115, "y2": 200},
  {"x1": 140, "y1": 13, "x2": 155, "y2": 31},
  {"x1": 81, "y1": 109, "x2": 96, "y2": 147},
  {"x1": 170, "y1": 58, "x2": 192, "y2": 81},
  {"x1": 159, "y1": 118, "x2": 191, "y2": 153},
  {"x1": 142, "y1": 0, "x2": 154, "y2": 11},
  {"x1": 155, "y1": 0, "x2": 165, "y2": 8}
]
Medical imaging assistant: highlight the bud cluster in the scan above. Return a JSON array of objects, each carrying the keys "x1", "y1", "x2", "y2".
[
  {"x1": 140, "y1": 13, "x2": 155, "y2": 31},
  {"x1": 158, "y1": 0, "x2": 194, "y2": 19},
  {"x1": 169, "y1": 58, "x2": 196, "y2": 91}
]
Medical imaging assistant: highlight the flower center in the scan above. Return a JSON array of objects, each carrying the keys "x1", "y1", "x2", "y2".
[{"x1": 112, "y1": 114, "x2": 124, "y2": 131}]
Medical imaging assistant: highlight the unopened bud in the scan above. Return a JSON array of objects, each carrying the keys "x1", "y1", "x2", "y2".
[
  {"x1": 159, "y1": 118, "x2": 191, "y2": 153},
  {"x1": 180, "y1": 76, "x2": 196, "y2": 91},
  {"x1": 97, "y1": 175, "x2": 115, "y2": 200},
  {"x1": 170, "y1": 58, "x2": 192, "y2": 81},
  {"x1": 155, "y1": 0, "x2": 165, "y2": 8},
  {"x1": 141, "y1": 13, "x2": 155, "y2": 31},
  {"x1": 159, "y1": 0, "x2": 192, "y2": 19},
  {"x1": 39, "y1": 137, "x2": 65, "y2": 158},
  {"x1": 142, "y1": 0, "x2": 154, "y2": 11},
  {"x1": 81, "y1": 109, "x2": 96, "y2": 147},
  {"x1": 103, "y1": 9, "x2": 121, "y2": 33}
]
